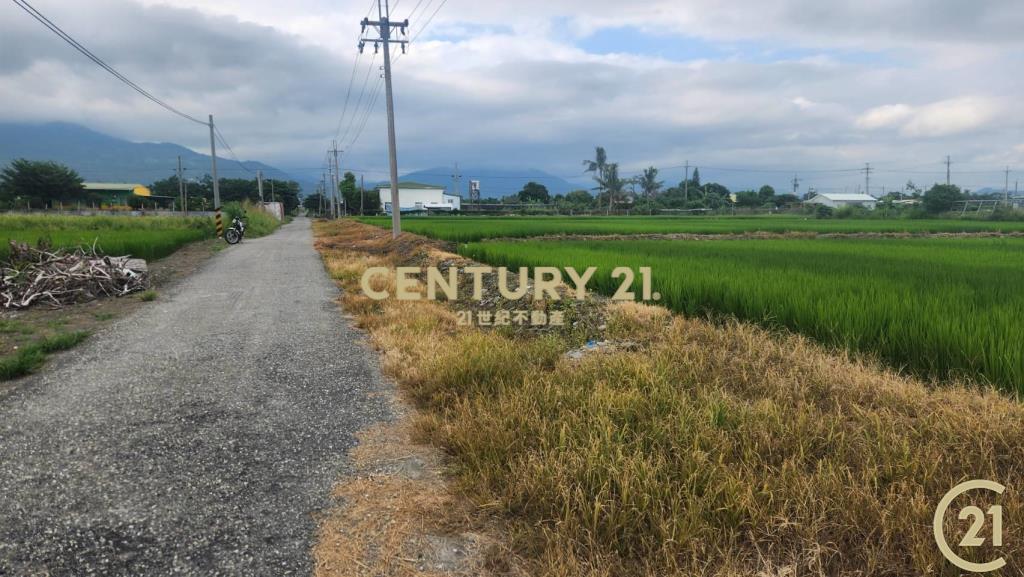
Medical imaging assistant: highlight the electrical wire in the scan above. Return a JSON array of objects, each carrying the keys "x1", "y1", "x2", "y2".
[
  {"x1": 11, "y1": 0, "x2": 208, "y2": 127},
  {"x1": 337, "y1": 52, "x2": 379, "y2": 145},
  {"x1": 214, "y1": 125, "x2": 253, "y2": 174},
  {"x1": 409, "y1": 0, "x2": 447, "y2": 44},
  {"x1": 332, "y1": 49, "x2": 364, "y2": 143}
]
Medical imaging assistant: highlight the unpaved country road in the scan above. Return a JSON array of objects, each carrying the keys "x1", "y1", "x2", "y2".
[{"x1": 0, "y1": 218, "x2": 391, "y2": 576}]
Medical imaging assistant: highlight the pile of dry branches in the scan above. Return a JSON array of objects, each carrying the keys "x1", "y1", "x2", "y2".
[{"x1": 1, "y1": 241, "x2": 149, "y2": 309}]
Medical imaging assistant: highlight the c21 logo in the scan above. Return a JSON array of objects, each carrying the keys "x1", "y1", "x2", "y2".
[{"x1": 933, "y1": 480, "x2": 1006, "y2": 572}]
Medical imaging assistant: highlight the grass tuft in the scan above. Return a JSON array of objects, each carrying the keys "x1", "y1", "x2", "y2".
[{"x1": 0, "y1": 331, "x2": 89, "y2": 380}]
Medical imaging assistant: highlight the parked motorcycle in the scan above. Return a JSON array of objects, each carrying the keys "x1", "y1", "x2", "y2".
[{"x1": 224, "y1": 215, "x2": 246, "y2": 244}]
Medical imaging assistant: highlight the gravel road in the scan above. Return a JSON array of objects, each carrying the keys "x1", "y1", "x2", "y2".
[{"x1": 0, "y1": 218, "x2": 391, "y2": 576}]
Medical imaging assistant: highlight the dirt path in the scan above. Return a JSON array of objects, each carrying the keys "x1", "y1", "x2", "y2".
[{"x1": 0, "y1": 217, "x2": 392, "y2": 576}]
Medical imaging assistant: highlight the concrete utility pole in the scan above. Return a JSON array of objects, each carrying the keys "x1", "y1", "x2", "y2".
[
  {"x1": 176, "y1": 156, "x2": 185, "y2": 216},
  {"x1": 361, "y1": 0, "x2": 409, "y2": 238},
  {"x1": 360, "y1": 174, "x2": 365, "y2": 216},
  {"x1": 257, "y1": 170, "x2": 264, "y2": 204},
  {"x1": 333, "y1": 141, "x2": 343, "y2": 216},
  {"x1": 863, "y1": 162, "x2": 872, "y2": 197},
  {"x1": 209, "y1": 114, "x2": 222, "y2": 236},
  {"x1": 1005, "y1": 166, "x2": 1011, "y2": 203},
  {"x1": 683, "y1": 160, "x2": 690, "y2": 202},
  {"x1": 451, "y1": 162, "x2": 462, "y2": 198},
  {"x1": 945, "y1": 155, "x2": 952, "y2": 186},
  {"x1": 323, "y1": 172, "x2": 331, "y2": 217}
]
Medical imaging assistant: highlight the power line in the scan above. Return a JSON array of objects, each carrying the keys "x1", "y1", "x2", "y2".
[
  {"x1": 332, "y1": 49, "x2": 364, "y2": 143},
  {"x1": 11, "y1": 0, "x2": 208, "y2": 127},
  {"x1": 338, "y1": 52, "x2": 379, "y2": 145},
  {"x1": 410, "y1": 0, "x2": 447, "y2": 44},
  {"x1": 214, "y1": 125, "x2": 253, "y2": 174}
]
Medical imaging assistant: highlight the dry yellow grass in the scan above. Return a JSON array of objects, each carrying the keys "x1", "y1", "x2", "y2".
[{"x1": 314, "y1": 219, "x2": 1024, "y2": 577}]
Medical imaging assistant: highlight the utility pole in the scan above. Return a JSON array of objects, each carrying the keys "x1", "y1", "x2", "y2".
[
  {"x1": 683, "y1": 160, "x2": 690, "y2": 202},
  {"x1": 321, "y1": 171, "x2": 329, "y2": 219},
  {"x1": 945, "y1": 155, "x2": 952, "y2": 186},
  {"x1": 791, "y1": 174, "x2": 800, "y2": 197},
  {"x1": 270, "y1": 180, "x2": 275, "y2": 203},
  {"x1": 451, "y1": 162, "x2": 462, "y2": 198},
  {"x1": 209, "y1": 114, "x2": 222, "y2": 236},
  {"x1": 176, "y1": 156, "x2": 185, "y2": 216},
  {"x1": 361, "y1": 0, "x2": 409, "y2": 238},
  {"x1": 333, "y1": 141, "x2": 343, "y2": 216},
  {"x1": 257, "y1": 170, "x2": 264, "y2": 204},
  {"x1": 360, "y1": 174, "x2": 365, "y2": 216},
  {"x1": 863, "y1": 162, "x2": 872, "y2": 197},
  {"x1": 1004, "y1": 166, "x2": 1011, "y2": 203}
]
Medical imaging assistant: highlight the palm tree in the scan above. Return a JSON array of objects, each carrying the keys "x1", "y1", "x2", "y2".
[
  {"x1": 639, "y1": 166, "x2": 662, "y2": 214},
  {"x1": 596, "y1": 163, "x2": 626, "y2": 215},
  {"x1": 583, "y1": 146, "x2": 608, "y2": 213}
]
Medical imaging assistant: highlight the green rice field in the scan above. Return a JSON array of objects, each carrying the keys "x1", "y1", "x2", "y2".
[
  {"x1": 358, "y1": 215, "x2": 1024, "y2": 242},
  {"x1": 461, "y1": 237, "x2": 1024, "y2": 394},
  {"x1": 0, "y1": 215, "x2": 215, "y2": 261}
]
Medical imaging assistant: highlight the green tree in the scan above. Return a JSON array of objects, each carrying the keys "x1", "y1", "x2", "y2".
[
  {"x1": 596, "y1": 163, "x2": 627, "y2": 214},
  {"x1": 562, "y1": 189, "x2": 595, "y2": 211},
  {"x1": 758, "y1": 185, "x2": 776, "y2": 201},
  {"x1": 338, "y1": 172, "x2": 358, "y2": 214},
  {"x1": 691, "y1": 167, "x2": 701, "y2": 187},
  {"x1": 734, "y1": 190, "x2": 761, "y2": 207},
  {"x1": 0, "y1": 159, "x2": 84, "y2": 207},
  {"x1": 518, "y1": 181, "x2": 550, "y2": 204},
  {"x1": 923, "y1": 183, "x2": 963, "y2": 214},
  {"x1": 639, "y1": 166, "x2": 663, "y2": 205}
]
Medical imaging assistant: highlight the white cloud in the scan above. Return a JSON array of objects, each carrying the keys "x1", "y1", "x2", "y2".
[{"x1": 857, "y1": 98, "x2": 1000, "y2": 137}]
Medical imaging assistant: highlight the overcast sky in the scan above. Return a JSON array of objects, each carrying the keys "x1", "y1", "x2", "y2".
[{"x1": 2, "y1": 0, "x2": 1023, "y2": 193}]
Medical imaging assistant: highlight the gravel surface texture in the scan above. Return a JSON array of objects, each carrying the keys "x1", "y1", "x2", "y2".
[{"x1": 0, "y1": 218, "x2": 391, "y2": 576}]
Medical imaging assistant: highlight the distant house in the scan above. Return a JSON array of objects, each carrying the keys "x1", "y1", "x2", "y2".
[
  {"x1": 377, "y1": 182, "x2": 461, "y2": 214},
  {"x1": 804, "y1": 193, "x2": 877, "y2": 210},
  {"x1": 82, "y1": 182, "x2": 154, "y2": 206}
]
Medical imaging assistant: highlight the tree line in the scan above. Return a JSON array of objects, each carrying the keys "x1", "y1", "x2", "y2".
[
  {"x1": 481, "y1": 147, "x2": 994, "y2": 216},
  {"x1": 0, "y1": 158, "x2": 300, "y2": 213}
]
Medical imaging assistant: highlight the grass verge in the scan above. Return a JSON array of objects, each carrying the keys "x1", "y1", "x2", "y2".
[
  {"x1": 314, "y1": 220, "x2": 1024, "y2": 576},
  {"x1": 0, "y1": 331, "x2": 89, "y2": 380}
]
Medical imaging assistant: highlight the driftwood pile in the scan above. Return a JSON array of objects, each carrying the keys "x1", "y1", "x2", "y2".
[{"x1": 1, "y1": 241, "x2": 149, "y2": 309}]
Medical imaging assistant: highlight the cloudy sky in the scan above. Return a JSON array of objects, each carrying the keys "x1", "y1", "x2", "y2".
[{"x1": 2, "y1": 0, "x2": 1023, "y2": 193}]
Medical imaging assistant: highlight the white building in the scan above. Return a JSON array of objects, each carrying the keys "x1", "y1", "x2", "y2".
[
  {"x1": 377, "y1": 182, "x2": 461, "y2": 213},
  {"x1": 804, "y1": 193, "x2": 877, "y2": 210}
]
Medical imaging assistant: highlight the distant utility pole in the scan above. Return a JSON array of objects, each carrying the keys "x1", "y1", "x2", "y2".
[
  {"x1": 324, "y1": 170, "x2": 333, "y2": 217},
  {"x1": 863, "y1": 162, "x2": 872, "y2": 197},
  {"x1": 1005, "y1": 166, "x2": 1011, "y2": 202},
  {"x1": 683, "y1": 160, "x2": 690, "y2": 202},
  {"x1": 333, "y1": 141, "x2": 343, "y2": 216},
  {"x1": 451, "y1": 162, "x2": 462, "y2": 198},
  {"x1": 945, "y1": 155, "x2": 952, "y2": 186},
  {"x1": 176, "y1": 156, "x2": 185, "y2": 216},
  {"x1": 209, "y1": 114, "x2": 222, "y2": 236},
  {"x1": 360, "y1": 174, "x2": 365, "y2": 216},
  {"x1": 791, "y1": 173, "x2": 800, "y2": 197},
  {"x1": 257, "y1": 169, "x2": 265, "y2": 203},
  {"x1": 361, "y1": 0, "x2": 409, "y2": 238}
]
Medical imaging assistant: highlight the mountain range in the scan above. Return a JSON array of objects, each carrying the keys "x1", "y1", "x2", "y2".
[
  {"x1": 0, "y1": 122, "x2": 581, "y2": 197},
  {"x1": 0, "y1": 122, "x2": 298, "y2": 187}
]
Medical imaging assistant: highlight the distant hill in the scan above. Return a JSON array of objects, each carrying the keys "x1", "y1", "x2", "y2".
[
  {"x1": 0, "y1": 122, "x2": 309, "y2": 191},
  {"x1": 379, "y1": 166, "x2": 580, "y2": 198}
]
